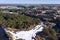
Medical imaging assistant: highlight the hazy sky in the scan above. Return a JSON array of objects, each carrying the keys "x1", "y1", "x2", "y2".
[{"x1": 0, "y1": 0, "x2": 60, "y2": 4}]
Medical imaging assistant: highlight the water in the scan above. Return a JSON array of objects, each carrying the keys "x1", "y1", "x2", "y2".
[
  {"x1": 0, "y1": 25, "x2": 9, "y2": 40},
  {"x1": 5, "y1": 22, "x2": 44, "y2": 40}
]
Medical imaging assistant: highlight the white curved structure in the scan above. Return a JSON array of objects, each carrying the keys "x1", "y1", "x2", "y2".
[{"x1": 5, "y1": 22, "x2": 44, "y2": 40}]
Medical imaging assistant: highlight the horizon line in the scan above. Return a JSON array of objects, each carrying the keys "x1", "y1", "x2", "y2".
[{"x1": 0, "y1": 3, "x2": 60, "y2": 4}]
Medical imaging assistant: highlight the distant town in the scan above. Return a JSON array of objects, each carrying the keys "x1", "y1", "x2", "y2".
[{"x1": 0, "y1": 4, "x2": 60, "y2": 21}]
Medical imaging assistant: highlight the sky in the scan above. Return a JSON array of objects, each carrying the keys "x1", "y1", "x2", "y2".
[{"x1": 0, "y1": 0, "x2": 60, "y2": 4}]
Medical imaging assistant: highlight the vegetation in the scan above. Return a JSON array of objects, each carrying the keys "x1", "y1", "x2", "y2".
[
  {"x1": 42, "y1": 27, "x2": 58, "y2": 40},
  {"x1": 0, "y1": 13, "x2": 40, "y2": 29}
]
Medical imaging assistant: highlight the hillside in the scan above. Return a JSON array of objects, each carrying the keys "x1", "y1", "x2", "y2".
[{"x1": 0, "y1": 13, "x2": 41, "y2": 30}]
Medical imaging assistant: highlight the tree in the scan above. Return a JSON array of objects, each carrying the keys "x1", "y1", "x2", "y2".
[{"x1": 43, "y1": 27, "x2": 58, "y2": 40}]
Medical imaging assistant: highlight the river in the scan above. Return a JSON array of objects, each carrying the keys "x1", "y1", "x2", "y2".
[{"x1": 5, "y1": 22, "x2": 44, "y2": 40}]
